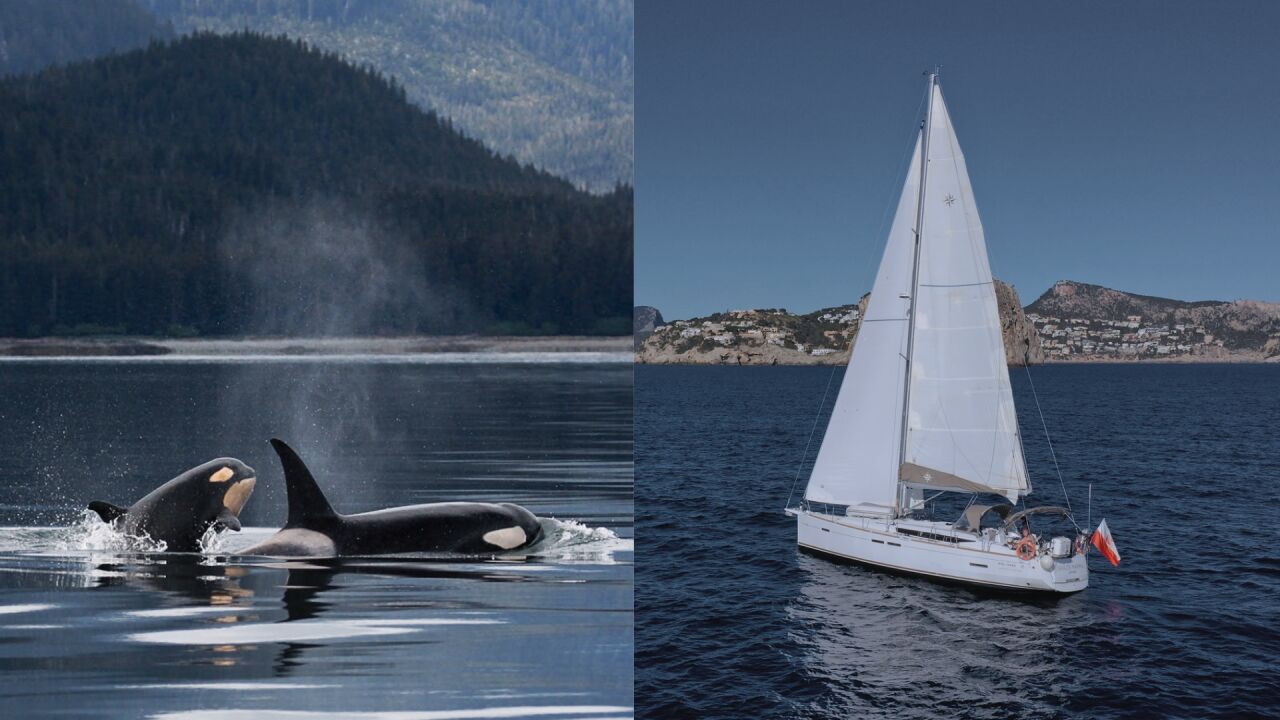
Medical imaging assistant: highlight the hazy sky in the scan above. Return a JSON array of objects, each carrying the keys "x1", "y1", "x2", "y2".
[{"x1": 635, "y1": 0, "x2": 1280, "y2": 320}]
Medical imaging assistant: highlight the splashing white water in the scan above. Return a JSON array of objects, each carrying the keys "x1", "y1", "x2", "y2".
[
  {"x1": 53, "y1": 510, "x2": 168, "y2": 553},
  {"x1": 544, "y1": 519, "x2": 618, "y2": 546},
  {"x1": 0, "y1": 515, "x2": 626, "y2": 566},
  {"x1": 531, "y1": 518, "x2": 629, "y2": 564},
  {"x1": 198, "y1": 524, "x2": 234, "y2": 555}
]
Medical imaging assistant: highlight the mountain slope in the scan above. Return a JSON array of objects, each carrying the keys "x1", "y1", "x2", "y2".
[
  {"x1": 0, "y1": 0, "x2": 172, "y2": 76},
  {"x1": 1027, "y1": 281, "x2": 1280, "y2": 351},
  {"x1": 145, "y1": 0, "x2": 633, "y2": 192},
  {"x1": 0, "y1": 32, "x2": 631, "y2": 337},
  {"x1": 1026, "y1": 281, "x2": 1225, "y2": 320}
]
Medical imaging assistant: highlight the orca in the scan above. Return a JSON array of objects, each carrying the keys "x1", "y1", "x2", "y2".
[
  {"x1": 88, "y1": 458, "x2": 257, "y2": 552},
  {"x1": 240, "y1": 439, "x2": 544, "y2": 557}
]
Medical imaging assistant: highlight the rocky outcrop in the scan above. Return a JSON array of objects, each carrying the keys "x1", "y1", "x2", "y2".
[
  {"x1": 1264, "y1": 337, "x2": 1280, "y2": 360},
  {"x1": 633, "y1": 306, "x2": 664, "y2": 349},
  {"x1": 996, "y1": 281, "x2": 1044, "y2": 365},
  {"x1": 637, "y1": 281, "x2": 1041, "y2": 366}
]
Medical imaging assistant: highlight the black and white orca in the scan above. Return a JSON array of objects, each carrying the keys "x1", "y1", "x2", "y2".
[
  {"x1": 239, "y1": 439, "x2": 544, "y2": 557},
  {"x1": 88, "y1": 458, "x2": 257, "y2": 552}
]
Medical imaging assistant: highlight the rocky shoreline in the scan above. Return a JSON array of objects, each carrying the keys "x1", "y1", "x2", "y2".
[
  {"x1": 0, "y1": 335, "x2": 631, "y2": 357},
  {"x1": 1043, "y1": 350, "x2": 1277, "y2": 364},
  {"x1": 637, "y1": 279, "x2": 1280, "y2": 366},
  {"x1": 637, "y1": 281, "x2": 1045, "y2": 366}
]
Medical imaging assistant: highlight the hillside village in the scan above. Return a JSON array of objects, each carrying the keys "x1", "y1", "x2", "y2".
[
  {"x1": 1025, "y1": 281, "x2": 1280, "y2": 361},
  {"x1": 1028, "y1": 314, "x2": 1225, "y2": 359},
  {"x1": 636, "y1": 281, "x2": 1042, "y2": 365},
  {"x1": 636, "y1": 280, "x2": 1280, "y2": 365},
  {"x1": 643, "y1": 304, "x2": 863, "y2": 365}
]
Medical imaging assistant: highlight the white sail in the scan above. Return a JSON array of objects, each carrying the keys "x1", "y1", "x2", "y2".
[
  {"x1": 900, "y1": 85, "x2": 1028, "y2": 503},
  {"x1": 803, "y1": 135, "x2": 921, "y2": 512}
]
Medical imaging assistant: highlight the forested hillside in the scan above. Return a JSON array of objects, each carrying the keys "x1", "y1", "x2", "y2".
[
  {"x1": 146, "y1": 0, "x2": 633, "y2": 191},
  {"x1": 0, "y1": 0, "x2": 172, "y2": 76},
  {"x1": 0, "y1": 32, "x2": 631, "y2": 337}
]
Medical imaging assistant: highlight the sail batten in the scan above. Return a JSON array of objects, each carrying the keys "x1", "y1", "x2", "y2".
[{"x1": 804, "y1": 77, "x2": 1028, "y2": 512}]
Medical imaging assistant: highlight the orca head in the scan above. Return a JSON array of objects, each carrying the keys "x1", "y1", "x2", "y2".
[
  {"x1": 89, "y1": 457, "x2": 258, "y2": 538},
  {"x1": 185, "y1": 457, "x2": 258, "y2": 532}
]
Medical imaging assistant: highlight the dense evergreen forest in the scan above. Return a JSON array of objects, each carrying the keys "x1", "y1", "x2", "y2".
[
  {"x1": 0, "y1": 0, "x2": 171, "y2": 76},
  {"x1": 147, "y1": 0, "x2": 633, "y2": 191},
  {"x1": 0, "y1": 32, "x2": 632, "y2": 337}
]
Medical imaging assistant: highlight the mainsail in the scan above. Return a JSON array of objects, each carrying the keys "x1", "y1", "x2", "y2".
[{"x1": 804, "y1": 78, "x2": 1029, "y2": 512}]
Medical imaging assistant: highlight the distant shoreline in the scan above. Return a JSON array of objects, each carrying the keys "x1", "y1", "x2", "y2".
[
  {"x1": 0, "y1": 335, "x2": 630, "y2": 358},
  {"x1": 1042, "y1": 353, "x2": 1276, "y2": 365},
  {"x1": 635, "y1": 351, "x2": 1278, "y2": 366}
]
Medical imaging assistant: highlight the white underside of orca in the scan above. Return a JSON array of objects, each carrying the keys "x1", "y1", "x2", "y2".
[{"x1": 246, "y1": 528, "x2": 338, "y2": 557}]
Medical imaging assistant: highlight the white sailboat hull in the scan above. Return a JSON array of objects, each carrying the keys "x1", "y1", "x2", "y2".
[{"x1": 794, "y1": 510, "x2": 1089, "y2": 593}]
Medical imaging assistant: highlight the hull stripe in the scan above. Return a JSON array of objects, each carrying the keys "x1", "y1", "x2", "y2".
[{"x1": 798, "y1": 542, "x2": 1084, "y2": 593}]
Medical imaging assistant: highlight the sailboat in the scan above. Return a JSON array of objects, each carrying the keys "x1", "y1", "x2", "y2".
[{"x1": 786, "y1": 71, "x2": 1092, "y2": 593}]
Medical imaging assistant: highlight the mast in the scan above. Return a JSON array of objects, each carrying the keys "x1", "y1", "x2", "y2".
[{"x1": 896, "y1": 68, "x2": 937, "y2": 515}]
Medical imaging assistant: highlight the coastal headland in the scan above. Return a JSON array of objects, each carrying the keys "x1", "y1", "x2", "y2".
[{"x1": 636, "y1": 281, "x2": 1280, "y2": 365}]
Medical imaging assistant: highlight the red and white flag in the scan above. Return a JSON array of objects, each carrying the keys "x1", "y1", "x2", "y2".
[{"x1": 1091, "y1": 519, "x2": 1121, "y2": 567}]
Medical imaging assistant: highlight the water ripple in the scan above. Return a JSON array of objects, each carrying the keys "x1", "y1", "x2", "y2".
[{"x1": 637, "y1": 365, "x2": 1280, "y2": 719}]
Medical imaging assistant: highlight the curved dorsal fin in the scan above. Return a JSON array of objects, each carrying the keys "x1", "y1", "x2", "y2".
[
  {"x1": 88, "y1": 501, "x2": 128, "y2": 524},
  {"x1": 269, "y1": 439, "x2": 338, "y2": 527}
]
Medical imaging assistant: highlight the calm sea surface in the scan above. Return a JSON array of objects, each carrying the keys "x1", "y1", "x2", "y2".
[
  {"x1": 0, "y1": 359, "x2": 632, "y2": 719},
  {"x1": 636, "y1": 364, "x2": 1280, "y2": 719}
]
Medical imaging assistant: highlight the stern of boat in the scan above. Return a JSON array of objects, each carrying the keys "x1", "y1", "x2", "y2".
[{"x1": 1041, "y1": 550, "x2": 1088, "y2": 592}]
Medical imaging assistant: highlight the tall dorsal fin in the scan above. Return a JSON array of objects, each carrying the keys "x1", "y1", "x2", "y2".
[{"x1": 269, "y1": 439, "x2": 338, "y2": 527}]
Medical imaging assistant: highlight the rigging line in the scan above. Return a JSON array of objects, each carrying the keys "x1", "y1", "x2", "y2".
[
  {"x1": 1022, "y1": 360, "x2": 1073, "y2": 516},
  {"x1": 785, "y1": 363, "x2": 839, "y2": 511},
  {"x1": 869, "y1": 87, "x2": 930, "y2": 246}
]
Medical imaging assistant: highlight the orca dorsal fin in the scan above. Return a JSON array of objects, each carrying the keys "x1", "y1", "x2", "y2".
[
  {"x1": 269, "y1": 439, "x2": 338, "y2": 527},
  {"x1": 88, "y1": 501, "x2": 128, "y2": 524}
]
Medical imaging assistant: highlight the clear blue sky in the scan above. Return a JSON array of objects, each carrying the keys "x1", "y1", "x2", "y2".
[{"x1": 635, "y1": 0, "x2": 1280, "y2": 320}]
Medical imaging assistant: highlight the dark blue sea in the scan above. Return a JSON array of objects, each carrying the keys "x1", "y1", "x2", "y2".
[{"x1": 636, "y1": 364, "x2": 1280, "y2": 719}]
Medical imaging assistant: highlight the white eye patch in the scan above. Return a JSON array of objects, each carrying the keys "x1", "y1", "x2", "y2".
[
  {"x1": 482, "y1": 526, "x2": 528, "y2": 550},
  {"x1": 208, "y1": 467, "x2": 235, "y2": 483}
]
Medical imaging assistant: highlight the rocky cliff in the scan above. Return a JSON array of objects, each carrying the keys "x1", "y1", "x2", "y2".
[
  {"x1": 997, "y1": 282, "x2": 1045, "y2": 365},
  {"x1": 633, "y1": 306, "x2": 664, "y2": 349},
  {"x1": 637, "y1": 280, "x2": 1042, "y2": 366}
]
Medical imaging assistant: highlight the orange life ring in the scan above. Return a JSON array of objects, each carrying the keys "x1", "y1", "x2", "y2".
[{"x1": 1016, "y1": 535, "x2": 1037, "y2": 561}]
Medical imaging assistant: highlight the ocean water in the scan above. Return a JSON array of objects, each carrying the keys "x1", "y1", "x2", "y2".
[
  {"x1": 0, "y1": 360, "x2": 632, "y2": 718},
  {"x1": 636, "y1": 364, "x2": 1280, "y2": 719}
]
